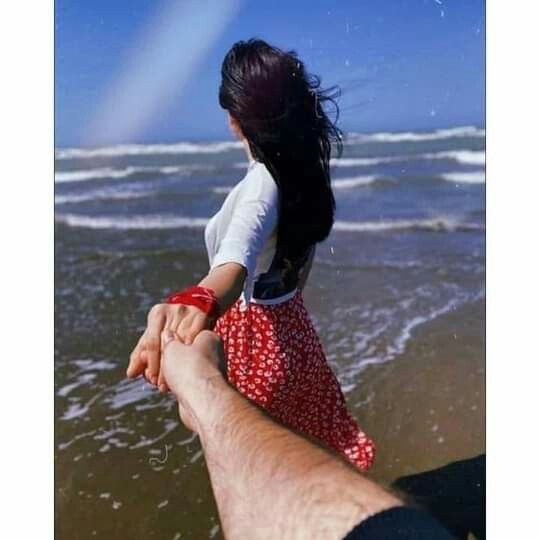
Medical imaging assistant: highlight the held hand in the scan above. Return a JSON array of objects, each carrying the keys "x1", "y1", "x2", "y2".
[
  {"x1": 157, "y1": 303, "x2": 215, "y2": 391},
  {"x1": 126, "y1": 303, "x2": 214, "y2": 390},
  {"x1": 161, "y1": 329, "x2": 225, "y2": 432}
]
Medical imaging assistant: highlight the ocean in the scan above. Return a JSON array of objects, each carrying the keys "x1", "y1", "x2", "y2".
[{"x1": 55, "y1": 125, "x2": 485, "y2": 538}]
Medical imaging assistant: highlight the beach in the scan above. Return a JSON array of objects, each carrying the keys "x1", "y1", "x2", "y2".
[
  {"x1": 350, "y1": 298, "x2": 485, "y2": 484},
  {"x1": 55, "y1": 126, "x2": 485, "y2": 538}
]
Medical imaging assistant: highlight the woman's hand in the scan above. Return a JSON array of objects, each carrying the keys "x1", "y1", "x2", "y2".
[
  {"x1": 127, "y1": 263, "x2": 245, "y2": 391},
  {"x1": 126, "y1": 303, "x2": 214, "y2": 392}
]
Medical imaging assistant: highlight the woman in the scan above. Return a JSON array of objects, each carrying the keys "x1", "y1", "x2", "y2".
[{"x1": 127, "y1": 39, "x2": 375, "y2": 471}]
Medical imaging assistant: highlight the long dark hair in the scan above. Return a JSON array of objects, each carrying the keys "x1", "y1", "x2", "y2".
[{"x1": 219, "y1": 39, "x2": 342, "y2": 264}]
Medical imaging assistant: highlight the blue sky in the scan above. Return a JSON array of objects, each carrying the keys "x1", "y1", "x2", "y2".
[{"x1": 55, "y1": 0, "x2": 485, "y2": 147}]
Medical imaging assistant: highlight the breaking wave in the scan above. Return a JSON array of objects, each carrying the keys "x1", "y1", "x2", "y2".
[
  {"x1": 330, "y1": 150, "x2": 485, "y2": 168},
  {"x1": 55, "y1": 126, "x2": 484, "y2": 161},
  {"x1": 55, "y1": 185, "x2": 154, "y2": 204},
  {"x1": 55, "y1": 214, "x2": 210, "y2": 230},
  {"x1": 346, "y1": 125, "x2": 485, "y2": 144},
  {"x1": 55, "y1": 165, "x2": 214, "y2": 183},
  {"x1": 333, "y1": 217, "x2": 484, "y2": 233},
  {"x1": 440, "y1": 171, "x2": 486, "y2": 184},
  {"x1": 56, "y1": 213, "x2": 483, "y2": 233},
  {"x1": 332, "y1": 175, "x2": 392, "y2": 189},
  {"x1": 55, "y1": 141, "x2": 243, "y2": 160}
]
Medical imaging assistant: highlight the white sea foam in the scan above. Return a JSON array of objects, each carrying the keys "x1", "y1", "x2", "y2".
[
  {"x1": 332, "y1": 175, "x2": 381, "y2": 189},
  {"x1": 338, "y1": 288, "x2": 485, "y2": 389},
  {"x1": 55, "y1": 141, "x2": 243, "y2": 160},
  {"x1": 212, "y1": 186, "x2": 234, "y2": 194},
  {"x1": 54, "y1": 164, "x2": 214, "y2": 183},
  {"x1": 330, "y1": 150, "x2": 485, "y2": 168},
  {"x1": 386, "y1": 288, "x2": 485, "y2": 365},
  {"x1": 426, "y1": 150, "x2": 485, "y2": 165},
  {"x1": 440, "y1": 171, "x2": 486, "y2": 184},
  {"x1": 346, "y1": 125, "x2": 485, "y2": 144},
  {"x1": 55, "y1": 127, "x2": 483, "y2": 160},
  {"x1": 55, "y1": 214, "x2": 210, "y2": 230},
  {"x1": 234, "y1": 150, "x2": 484, "y2": 171},
  {"x1": 326, "y1": 280, "x2": 486, "y2": 394},
  {"x1": 55, "y1": 187, "x2": 153, "y2": 204},
  {"x1": 333, "y1": 217, "x2": 484, "y2": 233},
  {"x1": 57, "y1": 212, "x2": 483, "y2": 233},
  {"x1": 57, "y1": 373, "x2": 97, "y2": 397},
  {"x1": 55, "y1": 168, "x2": 131, "y2": 183},
  {"x1": 239, "y1": 156, "x2": 397, "y2": 168},
  {"x1": 331, "y1": 157, "x2": 397, "y2": 167}
]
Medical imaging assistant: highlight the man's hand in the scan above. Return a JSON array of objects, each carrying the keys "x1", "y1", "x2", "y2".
[
  {"x1": 126, "y1": 303, "x2": 213, "y2": 391},
  {"x1": 161, "y1": 330, "x2": 226, "y2": 432},
  {"x1": 159, "y1": 334, "x2": 404, "y2": 540}
]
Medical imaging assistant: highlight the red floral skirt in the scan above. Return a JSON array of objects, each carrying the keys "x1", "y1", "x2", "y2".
[{"x1": 214, "y1": 291, "x2": 375, "y2": 471}]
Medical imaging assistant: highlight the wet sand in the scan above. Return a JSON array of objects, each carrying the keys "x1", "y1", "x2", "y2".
[{"x1": 346, "y1": 298, "x2": 485, "y2": 486}]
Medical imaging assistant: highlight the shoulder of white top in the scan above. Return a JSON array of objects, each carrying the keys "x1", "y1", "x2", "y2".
[{"x1": 245, "y1": 161, "x2": 278, "y2": 196}]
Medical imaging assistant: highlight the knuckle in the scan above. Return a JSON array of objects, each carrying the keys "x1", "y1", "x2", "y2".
[
  {"x1": 177, "y1": 329, "x2": 187, "y2": 341},
  {"x1": 177, "y1": 317, "x2": 188, "y2": 330},
  {"x1": 148, "y1": 303, "x2": 164, "y2": 319},
  {"x1": 145, "y1": 337, "x2": 160, "y2": 351}
]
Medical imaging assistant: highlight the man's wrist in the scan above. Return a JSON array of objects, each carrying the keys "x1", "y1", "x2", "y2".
[{"x1": 173, "y1": 370, "x2": 234, "y2": 434}]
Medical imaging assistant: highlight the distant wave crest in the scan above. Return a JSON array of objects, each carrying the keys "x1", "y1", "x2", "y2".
[
  {"x1": 346, "y1": 125, "x2": 485, "y2": 144},
  {"x1": 333, "y1": 217, "x2": 484, "y2": 233},
  {"x1": 55, "y1": 126, "x2": 484, "y2": 160},
  {"x1": 425, "y1": 150, "x2": 485, "y2": 165},
  {"x1": 55, "y1": 186, "x2": 154, "y2": 204},
  {"x1": 331, "y1": 150, "x2": 485, "y2": 168},
  {"x1": 55, "y1": 214, "x2": 210, "y2": 230},
  {"x1": 56, "y1": 213, "x2": 483, "y2": 233},
  {"x1": 212, "y1": 186, "x2": 234, "y2": 194},
  {"x1": 332, "y1": 175, "x2": 392, "y2": 189},
  {"x1": 440, "y1": 171, "x2": 486, "y2": 184},
  {"x1": 54, "y1": 164, "x2": 214, "y2": 183},
  {"x1": 331, "y1": 157, "x2": 397, "y2": 167},
  {"x1": 55, "y1": 141, "x2": 243, "y2": 160},
  {"x1": 55, "y1": 151, "x2": 484, "y2": 185}
]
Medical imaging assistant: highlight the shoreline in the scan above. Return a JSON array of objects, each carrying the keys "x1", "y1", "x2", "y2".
[{"x1": 347, "y1": 298, "x2": 485, "y2": 485}]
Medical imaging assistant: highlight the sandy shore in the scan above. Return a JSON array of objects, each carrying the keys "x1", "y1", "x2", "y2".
[{"x1": 348, "y1": 298, "x2": 485, "y2": 486}]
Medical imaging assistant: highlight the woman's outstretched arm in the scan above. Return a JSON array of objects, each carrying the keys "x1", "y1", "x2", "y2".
[{"x1": 199, "y1": 262, "x2": 246, "y2": 319}]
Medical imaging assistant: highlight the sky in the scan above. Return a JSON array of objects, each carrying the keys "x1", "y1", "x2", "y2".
[{"x1": 55, "y1": 0, "x2": 485, "y2": 148}]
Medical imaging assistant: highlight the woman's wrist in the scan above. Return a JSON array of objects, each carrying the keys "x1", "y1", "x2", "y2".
[{"x1": 166, "y1": 286, "x2": 219, "y2": 319}]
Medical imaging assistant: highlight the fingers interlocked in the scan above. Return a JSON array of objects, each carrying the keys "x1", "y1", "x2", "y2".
[{"x1": 126, "y1": 302, "x2": 214, "y2": 393}]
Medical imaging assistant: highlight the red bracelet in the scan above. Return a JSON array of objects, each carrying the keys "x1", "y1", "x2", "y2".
[{"x1": 165, "y1": 286, "x2": 219, "y2": 318}]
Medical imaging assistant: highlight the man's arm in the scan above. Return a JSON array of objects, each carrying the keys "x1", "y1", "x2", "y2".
[
  {"x1": 162, "y1": 332, "x2": 401, "y2": 540},
  {"x1": 199, "y1": 378, "x2": 400, "y2": 540}
]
